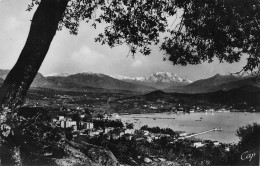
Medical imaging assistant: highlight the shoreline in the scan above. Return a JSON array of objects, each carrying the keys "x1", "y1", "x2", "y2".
[{"x1": 120, "y1": 112, "x2": 260, "y2": 144}]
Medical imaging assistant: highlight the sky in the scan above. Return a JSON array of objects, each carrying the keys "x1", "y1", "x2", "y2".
[{"x1": 0, "y1": 0, "x2": 248, "y2": 81}]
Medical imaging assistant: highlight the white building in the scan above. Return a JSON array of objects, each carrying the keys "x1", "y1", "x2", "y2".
[
  {"x1": 59, "y1": 116, "x2": 65, "y2": 121},
  {"x1": 119, "y1": 132, "x2": 125, "y2": 137},
  {"x1": 225, "y1": 147, "x2": 230, "y2": 152},
  {"x1": 146, "y1": 136, "x2": 153, "y2": 143},
  {"x1": 160, "y1": 134, "x2": 170, "y2": 138},
  {"x1": 111, "y1": 134, "x2": 120, "y2": 140},
  {"x1": 179, "y1": 132, "x2": 187, "y2": 137},
  {"x1": 61, "y1": 121, "x2": 65, "y2": 128},
  {"x1": 72, "y1": 125, "x2": 77, "y2": 131},
  {"x1": 189, "y1": 109, "x2": 195, "y2": 113},
  {"x1": 51, "y1": 118, "x2": 58, "y2": 123},
  {"x1": 213, "y1": 141, "x2": 220, "y2": 146},
  {"x1": 193, "y1": 142, "x2": 205, "y2": 148},
  {"x1": 103, "y1": 113, "x2": 110, "y2": 120},
  {"x1": 80, "y1": 114, "x2": 85, "y2": 119},
  {"x1": 142, "y1": 130, "x2": 149, "y2": 136},
  {"x1": 80, "y1": 122, "x2": 94, "y2": 130},
  {"x1": 111, "y1": 113, "x2": 121, "y2": 120},
  {"x1": 61, "y1": 121, "x2": 77, "y2": 130},
  {"x1": 124, "y1": 129, "x2": 135, "y2": 135},
  {"x1": 104, "y1": 127, "x2": 114, "y2": 134}
]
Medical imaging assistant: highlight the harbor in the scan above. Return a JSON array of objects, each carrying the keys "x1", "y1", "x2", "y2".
[
  {"x1": 183, "y1": 128, "x2": 223, "y2": 139},
  {"x1": 121, "y1": 112, "x2": 260, "y2": 143}
]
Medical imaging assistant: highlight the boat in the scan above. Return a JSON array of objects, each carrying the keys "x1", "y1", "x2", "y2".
[
  {"x1": 216, "y1": 109, "x2": 230, "y2": 113},
  {"x1": 189, "y1": 109, "x2": 195, "y2": 113},
  {"x1": 213, "y1": 128, "x2": 222, "y2": 131}
]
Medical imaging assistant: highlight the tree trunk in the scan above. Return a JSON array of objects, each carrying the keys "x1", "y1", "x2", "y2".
[
  {"x1": 0, "y1": 0, "x2": 69, "y2": 165},
  {"x1": 0, "y1": 0, "x2": 69, "y2": 111}
]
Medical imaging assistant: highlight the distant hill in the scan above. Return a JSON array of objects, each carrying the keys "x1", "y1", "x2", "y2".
[
  {"x1": 217, "y1": 76, "x2": 260, "y2": 90},
  {"x1": 46, "y1": 72, "x2": 154, "y2": 92},
  {"x1": 165, "y1": 74, "x2": 260, "y2": 93},
  {"x1": 183, "y1": 74, "x2": 243, "y2": 93},
  {"x1": 0, "y1": 69, "x2": 51, "y2": 88},
  {"x1": 0, "y1": 69, "x2": 154, "y2": 92},
  {"x1": 204, "y1": 85, "x2": 260, "y2": 109},
  {"x1": 145, "y1": 85, "x2": 260, "y2": 109}
]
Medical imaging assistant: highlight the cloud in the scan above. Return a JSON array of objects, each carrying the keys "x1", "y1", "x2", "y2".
[
  {"x1": 67, "y1": 45, "x2": 119, "y2": 74},
  {"x1": 131, "y1": 59, "x2": 143, "y2": 67},
  {"x1": 71, "y1": 45, "x2": 106, "y2": 65},
  {"x1": 5, "y1": 16, "x2": 21, "y2": 31}
]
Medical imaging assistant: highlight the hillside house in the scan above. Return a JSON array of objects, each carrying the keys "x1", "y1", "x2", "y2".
[
  {"x1": 159, "y1": 134, "x2": 170, "y2": 138},
  {"x1": 80, "y1": 122, "x2": 94, "y2": 130},
  {"x1": 192, "y1": 142, "x2": 205, "y2": 148},
  {"x1": 145, "y1": 136, "x2": 153, "y2": 143},
  {"x1": 142, "y1": 130, "x2": 150, "y2": 136},
  {"x1": 104, "y1": 127, "x2": 114, "y2": 134},
  {"x1": 111, "y1": 113, "x2": 121, "y2": 120},
  {"x1": 177, "y1": 107, "x2": 184, "y2": 113},
  {"x1": 213, "y1": 141, "x2": 220, "y2": 146},
  {"x1": 103, "y1": 113, "x2": 110, "y2": 120},
  {"x1": 61, "y1": 120, "x2": 77, "y2": 130},
  {"x1": 179, "y1": 132, "x2": 187, "y2": 137},
  {"x1": 72, "y1": 131, "x2": 79, "y2": 138},
  {"x1": 111, "y1": 134, "x2": 120, "y2": 140},
  {"x1": 58, "y1": 116, "x2": 65, "y2": 121},
  {"x1": 51, "y1": 118, "x2": 58, "y2": 123},
  {"x1": 124, "y1": 129, "x2": 135, "y2": 135},
  {"x1": 119, "y1": 131, "x2": 125, "y2": 137},
  {"x1": 80, "y1": 114, "x2": 85, "y2": 119},
  {"x1": 225, "y1": 146, "x2": 230, "y2": 152}
]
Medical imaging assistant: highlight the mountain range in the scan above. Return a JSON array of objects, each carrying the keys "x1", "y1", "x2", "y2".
[
  {"x1": 0, "y1": 69, "x2": 259, "y2": 94},
  {"x1": 180, "y1": 74, "x2": 260, "y2": 93},
  {"x1": 46, "y1": 72, "x2": 154, "y2": 92},
  {"x1": 112, "y1": 72, "x2": 192, "y2": 89}
]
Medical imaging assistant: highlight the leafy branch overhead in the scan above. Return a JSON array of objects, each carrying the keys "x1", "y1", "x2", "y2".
[{"x1": 28, "y1": 0, "x2": 260, "y2": 72}]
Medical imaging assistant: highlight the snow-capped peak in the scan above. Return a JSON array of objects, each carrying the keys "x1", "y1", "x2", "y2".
[
  {"x1": 112, "y1": 72, "x2": 192, "y2": 84},
  {"x1": 111, "y1": 75, "x2": 133, "y2": 80},
  {"x1": 46, "y1": 72, "x2": 70, "y2": 77},
  {"x1": 146, "y1": 72, "x2": 192, "y2": 84},
  {"x1": 111, "y1": 75, "x2": 146, "y2": 81}
]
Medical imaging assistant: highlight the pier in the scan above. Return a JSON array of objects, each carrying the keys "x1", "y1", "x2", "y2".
[
  {"x1": 126, "y1": 116, "x2": 175, "y2": 120},
  {"x1": 184, "y1": 128, "x2": 222, "y2": 138}
]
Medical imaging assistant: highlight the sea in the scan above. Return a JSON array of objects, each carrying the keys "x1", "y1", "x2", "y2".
[{"x1": 121, "y1": 112, "x2": 260, "y2": 143}]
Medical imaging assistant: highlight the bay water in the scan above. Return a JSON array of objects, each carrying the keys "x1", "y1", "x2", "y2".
[{"x1": 121, "y1": 112, "x2": 260, "y2": 143}]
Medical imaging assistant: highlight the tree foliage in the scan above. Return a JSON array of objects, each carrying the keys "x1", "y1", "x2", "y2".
[
  {"x1": 125, "y1": 122, "x2": 134, "y2": 129},
  {"x1": 236, "y1": 122, "x2": 260, "y2": 151},
  {"x1": 28, "y1": 0, "x2": 260, "y2": 74},
  {"x1": 235, "y1": 123, "x2": 260, "y2": 165}
]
